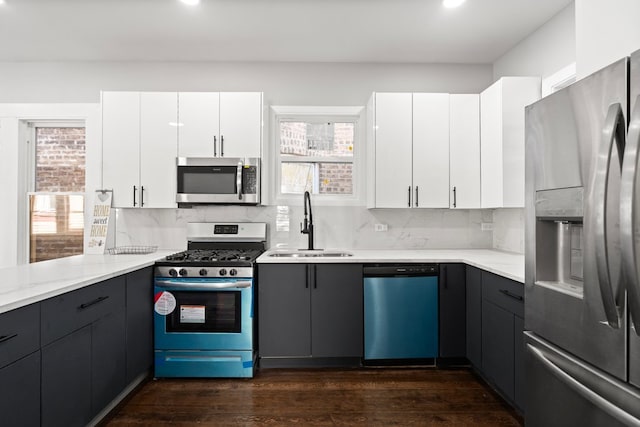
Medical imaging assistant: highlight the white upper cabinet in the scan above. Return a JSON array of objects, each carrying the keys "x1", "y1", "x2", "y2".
[
  {"x1": 413, "y1": 93, "x2": 450, "y2": 208},
  {"x1": 102, "y1": 91, "x2": 141, "y2": 208},
  {"x1": 372, "y1": 92, "x2": 413, "y2": 208},
  {"x1": 177, "y1": 92, "x2": 220, "y2": 157},
  {"x1": 368, "y1": 92, "x2": 450, "y2": 208},
  {"x1": 140, "y1": 92, "x2": 178, "y2": 208},
  {"x1": 480, "y1": 77, "x2": 540, "y2": 208},
  {"x1": 177, "y1": 92, "x2": 262, "y2": 158},
  {"x1": 102, "y1": 91, "x2": 178, "y2": 208},
  {"x1": 219, "y1": 92, "x2": 262, "y2": 158},
  {"x1": 449, "y1": 94, "x2": 480, "y2": 209}
]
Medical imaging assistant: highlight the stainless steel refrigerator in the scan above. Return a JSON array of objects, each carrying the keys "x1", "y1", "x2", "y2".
[{"x1": 525, "y1": 50, "x2": 640, "y2": 426}]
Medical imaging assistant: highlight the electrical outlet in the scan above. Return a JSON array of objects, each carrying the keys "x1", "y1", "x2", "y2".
[
  {"x1": 481, "y1": 222, "x2": 494, "y2": 231},
  {"x1": 374, "y1": 223, "x2": 388, "y2": 232}
]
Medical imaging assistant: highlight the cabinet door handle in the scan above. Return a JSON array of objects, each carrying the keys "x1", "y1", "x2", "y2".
[
  {"x1": 499, "y1": 289, "x2": 523, "y2": 301},
  {"x1": 140, "y1": 186, "x2": 145, "y2": 207},
  {"x1": 415, "y1": 186, "x2": 419, "y2": 208},
  {"x1": 0, "y1": 333, "x2": 18, "y2": 344},
  {"x1": 221, "y1": 135, "x2": 224, "y2": 157},
  {"x1": 78, "y1": 295, "x2": 110, "y2": 310},
  {"x1": 408, "y1": 186, "x2": 411, "y2": 207},
  {"x1": 313, "y1": 265, "x2": 317, "y2": 289},
  {"x1": 452, "y1": 186, "x2": 457, "y2": 208},
  {"x1": 133, "y1": 185, "x2": 137, "y2": 207}
]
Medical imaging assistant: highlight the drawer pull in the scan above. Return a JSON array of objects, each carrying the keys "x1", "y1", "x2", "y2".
[
  {"x1": 0, "y1": 333, "x2": 18, "y2": 344},
  {"x1": 78, "y1": 295, "x2": 110, "y2": 310},
  {"x1": 499, "y1": 289, "x2": 523, "y2": 301}
]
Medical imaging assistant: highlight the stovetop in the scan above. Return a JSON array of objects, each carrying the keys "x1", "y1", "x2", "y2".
[{"x1": 164, "y1": 248, "x2": 263, "y2": 264}]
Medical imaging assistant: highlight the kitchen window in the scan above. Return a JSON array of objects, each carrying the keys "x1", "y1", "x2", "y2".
[
  {"x1": 26, "y1": 122, "x2": 86, "y2": 263},
  {"x1": 271, "y1": 106, "x2": 365, "y2": 205}
]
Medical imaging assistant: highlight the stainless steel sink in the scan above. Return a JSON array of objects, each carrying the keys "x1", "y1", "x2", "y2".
[{"x1": 268, "y1": 251, "x2": 353, "y2": 258}]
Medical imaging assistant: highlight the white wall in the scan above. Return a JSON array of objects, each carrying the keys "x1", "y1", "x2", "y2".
[
  {"x1": 0, "y1": 61, "x2": 493, "y2": 105},
  {"x1": 493, "y1": 3, "x2": 575, "y2": 81},
  {"x1": 575, "y1": 0, "x2": 640, "y2": 79}
]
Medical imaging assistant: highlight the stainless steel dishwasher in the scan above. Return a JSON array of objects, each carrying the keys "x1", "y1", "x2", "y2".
[{"x1": 363, "y1": 264, "x2": 439, "y2": 363}]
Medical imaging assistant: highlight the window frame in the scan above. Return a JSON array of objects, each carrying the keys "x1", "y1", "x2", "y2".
[{"x1": 270, "y1": 106, "x2": 365, "y2": 206}]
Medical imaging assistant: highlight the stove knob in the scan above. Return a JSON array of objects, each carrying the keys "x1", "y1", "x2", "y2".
[
  {"x1": 169, "y1": 268, "x2": 178, "y2": 278},
  {"x1": 179, "y1": 268, "x2": 188, "y2": 277},
  {"x1": 199, "y1": 269, "x2": 208, "y2": 277},
  {"x1": 229, "y1": 269, "x2": 237, "y2": 276},
  {"x1": 219, "y1": 268, "x2": 227, "y2": 276}
]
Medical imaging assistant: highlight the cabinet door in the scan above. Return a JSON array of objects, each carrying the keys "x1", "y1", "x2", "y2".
[
  {"x1": 439, "y1": 264, "x2": 466, "y2": 358},
  {"x1": 91, "y1": 310, "x2": 126, "y2": 418},
  {"x1": 374, "y1": 93, "x2": 413, "y2": 208},
  {"x1": 102, "y1": 91, "x2": 140, "y2": 208},
  {"x1": 258, "y1": 264, "x2": 310, "y2": 358},
  {"x1": 42, "y1": 326, "x2": 92, "y2": 427},
  {"x1": 482, "y1": 300, "x2": 515, "y2": 401},
  {"x1": 480, "y1": 80, "x2": 503, "y2": 208},
  {"x1": 140, "y1": 92, "x2": 178, "y2": 208},
  {"x1": 178, "y1": 92, "x2": 220, "y2": 157},
  {"x1": 514, "y1": 315, "x2": 525, "y2": 411},
  {"x1": 219, "y1": 92, "x2": 262, "y2": 158},
  {"x1": 412, "y1": 93, "x2": 450, "y2": 208},
  {"x1": 450, "y1": 94, "x2": 480, "y2": 208},
  {"x1": 125, "y1": 267, "x2": 153, "y2": 383},
  {"x1": 465, "y1": 266, "x2": 482, "y2": 367},
  {"x1": 0, "y1": 350, "x2": 40, "y2": 427},
  {"x1": 312, "y1": 264, "x2": 363, "y2": 358}
]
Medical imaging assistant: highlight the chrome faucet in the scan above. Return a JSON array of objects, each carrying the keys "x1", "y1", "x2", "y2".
[{"x1": 300, "y1": 191, "x2": 314, "y2": 250}]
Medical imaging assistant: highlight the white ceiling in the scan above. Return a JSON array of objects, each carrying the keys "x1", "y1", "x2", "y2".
[{"x1": 0, "y1": 0, "x2": 572, "y2": 63}]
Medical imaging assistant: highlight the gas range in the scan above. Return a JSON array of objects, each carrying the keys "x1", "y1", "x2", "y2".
[{"x1": 154, "y1": 223, "x2": 267, "y2": 278}]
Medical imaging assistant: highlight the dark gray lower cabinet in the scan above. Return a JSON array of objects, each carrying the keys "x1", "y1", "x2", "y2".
[
  {"x1": 92, "y1": 310, "x2": 126, "y2": 418},
  {"x1": 514, "y1": 315, "x2": 525, "y2": 411},
  {"x1": 125, "y1": 266, "x2": 154, "y2": 383},
  {"x1": 258, "y1": 264, "x2": 310, "y2": 358},
  {"x1": 482, "y1": 300, "x2": 515, "y2": 401},
  {"x1": 0, "y1": 350, "x2": 41, "y2": 427},
  {"x1": 258, "y1": 263, "x2": 363, "y2": 365},
  {"x1": 479, "y1": 270, "x2": 525, "y2": 412},
  {"x1": 439, "y1": 263, "x2": 466, "y2": 358},
  {"x1": 42, "y1": 326, "x2": 93, "y2": 427},
  {"x1": 465, "y1": 266, "x2": 482, "y2": 367},
  {"x1": 40, "y1": 269, "x2": 149, "y2": 426}
]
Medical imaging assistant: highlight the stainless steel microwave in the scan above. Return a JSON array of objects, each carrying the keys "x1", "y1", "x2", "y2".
[{"x1": 176, "y1": 157, "x2": 260, "y2": 206}]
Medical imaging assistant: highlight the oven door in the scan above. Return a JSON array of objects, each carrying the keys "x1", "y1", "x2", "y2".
[
  {"x1": 153, "y1": 277, "x2": 253, "y2": 351},
  {"x1": 176, "y1": 157, "x2": 260, "y2": 205}
]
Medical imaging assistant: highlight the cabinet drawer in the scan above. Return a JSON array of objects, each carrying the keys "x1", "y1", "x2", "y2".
[
  {"x1": 0, "y1": 303, "x2": 40, "y2": 368},
  {"x1": 41, "y1": 276, "x2": 126, "y2": 346},
  {"x1": 481, "y1": 271, "x2": 524, "y2": 317}
]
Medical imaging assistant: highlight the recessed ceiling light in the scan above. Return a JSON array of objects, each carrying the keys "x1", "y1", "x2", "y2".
[
  {"x1": 179, "y1": 0, "x2": 200, "y2": 5},
  {"x1": 443, "y1": 0, "x2": 466, "y2": 8}
]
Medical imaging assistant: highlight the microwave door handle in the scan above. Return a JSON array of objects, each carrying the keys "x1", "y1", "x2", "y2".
[
  {"x1": 621, "y1": 95, "x2": 640, "y2": 336},
  {"x1": 594, "y1": 102, "x2": 625, "y2": 329},
  {"x1": 237, "y1": 160, "x2": 243, "y2": 200}
]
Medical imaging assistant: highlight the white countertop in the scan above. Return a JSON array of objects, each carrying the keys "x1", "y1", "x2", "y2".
[
  {"x1": 257, "y1": 249, "x2": 524, "y2": 283},
  {"x1": 1, "y1": 248, "x2": 524, "y2": 316},
  {"x1": 0, "y1": 251, "x2": 176, "y2": 314}
]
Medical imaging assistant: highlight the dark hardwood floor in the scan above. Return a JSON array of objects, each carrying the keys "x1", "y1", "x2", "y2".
[{"x1": 105, "y1": 367, "x2": 523, "y2": 426}]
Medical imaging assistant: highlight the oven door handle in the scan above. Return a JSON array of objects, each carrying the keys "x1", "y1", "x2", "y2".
[{"x1": 155, "y1": 280, "x2": 252, "y2": 290}]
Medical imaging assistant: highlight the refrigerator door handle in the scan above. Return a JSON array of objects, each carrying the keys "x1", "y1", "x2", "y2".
[
  {"x1": 594, "y1": 102, "x2": 625, "y2": 329},
  {"x1": 621, "y1": 95, "x2": 640, "y2": 336},
  {"x1": 528, "y1": 343, "x2": 640, "y2": 426}
]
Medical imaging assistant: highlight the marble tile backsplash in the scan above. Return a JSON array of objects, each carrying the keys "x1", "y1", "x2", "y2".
[
  {"x1": 492, "y1": 208, "x2": 525, "y2": 254},
  {"x1": 111, "y1": 205, "x2": 497, "y2": 251}
]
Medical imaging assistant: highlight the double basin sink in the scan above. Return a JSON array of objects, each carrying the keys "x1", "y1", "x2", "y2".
[{"x1": 268, "y1": 250, "x2": 353, "y2": 258}]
